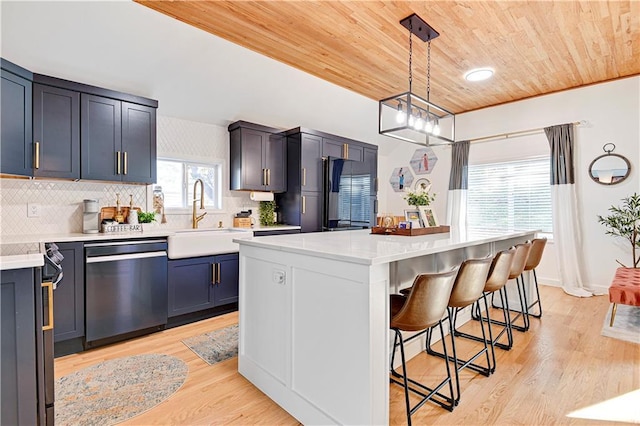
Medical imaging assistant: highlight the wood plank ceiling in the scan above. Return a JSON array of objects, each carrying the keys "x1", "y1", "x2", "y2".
[{"x1": 136, "y1": 1, "x2": 639, "y2": 114}]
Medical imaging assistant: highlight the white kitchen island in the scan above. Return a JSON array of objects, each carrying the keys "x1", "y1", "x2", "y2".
[{"x1": 236, "y1": 229, "x2": 536, "y2": 425}]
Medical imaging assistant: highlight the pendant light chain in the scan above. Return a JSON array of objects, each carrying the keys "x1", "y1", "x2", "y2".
[
  {"x1": 426, "y1": 39, "x2": 431, "y2": 103},
  {"x1": 408, "y1": 21, "x2": 413, "y2": 93}
]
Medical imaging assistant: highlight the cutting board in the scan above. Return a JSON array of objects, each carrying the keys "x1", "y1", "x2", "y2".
[{"x1": 100, "y1": 206, "x2": 142, "y2": 223}]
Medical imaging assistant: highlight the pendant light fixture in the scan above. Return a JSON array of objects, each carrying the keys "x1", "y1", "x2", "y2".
[{"x1": 379, "y1": 14, "x2": 455, "y2": 145}]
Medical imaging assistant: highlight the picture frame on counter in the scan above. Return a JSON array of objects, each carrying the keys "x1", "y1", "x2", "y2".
[
  {"x1": 419, "y1": 206, "x2": 439, "y2": 227},
  {"x1": 404, "y1": 209, "x2": 423, "y2": 228}
]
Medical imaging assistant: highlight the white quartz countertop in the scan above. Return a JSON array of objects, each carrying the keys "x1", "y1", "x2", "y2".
[
  {"x1": 230, "y1": 225, "x2": 301, "y2": 232},
  {"x1": 0, "y1": 253, "x2": 44, "y2": 270},
  {"x1": 235, "y1": 229, "x2": 538, "y2": 265},
  {"x1": 0, "y1": 225, "x2": 302, "y2": 247}
]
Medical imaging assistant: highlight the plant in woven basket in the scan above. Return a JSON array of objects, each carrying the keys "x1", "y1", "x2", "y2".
[
  {"x1": 597, "y1": 193, "x2": 640, "y2": 268},
  {"x1": 259, "y1": 201, "x2": 276, "y2": 226}
]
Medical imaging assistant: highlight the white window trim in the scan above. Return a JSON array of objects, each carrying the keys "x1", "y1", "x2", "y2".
[{"x1": 155, "y1": 157, "x2": 223, "y2": 214}]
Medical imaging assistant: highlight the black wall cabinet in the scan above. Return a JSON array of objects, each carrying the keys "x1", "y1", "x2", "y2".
[
  {"x1": 168, "y1": 253, "x2": 239, "y2": 318},
  {"x1": 1, "y1": 58, "x2": 32, "y2": 176},
  {"x1": 229, "y1": 121, "x2": 286, "y2": 192}
]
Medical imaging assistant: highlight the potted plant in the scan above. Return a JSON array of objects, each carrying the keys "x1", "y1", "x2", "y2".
[
  {"x1": 138, "y1": 211, "x2": 157, "y2": 231},
  {"x1": 403, "y1": 189, "x2": 436, "y2": 208},
  {"x1": 259, "y1": 201, "x2": 276, "y2": 227},
  {"x1": 597, "y1": 193, "x2": 640, "y2": 268}
]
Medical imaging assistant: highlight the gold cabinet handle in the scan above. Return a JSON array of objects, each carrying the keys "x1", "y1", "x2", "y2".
[
  {"x1": 116, "y1": 151, "x2": 121, "y2": 174},
  {"x1": 302, "y1": 168, "x2": 306, "y2": 187},
  {"x1": 34, "y1": 142, "x2": 40, "y2": 169},
  {"x1": 262, "y1": 168, "x2": 266, "y2": 186},
  {"x1": 346, "y1": 144, "x2": 349, "y2": 159},
  {"x1": 216, "y1": 263, "x2": 221, "y2": 284},
  {"x1": 343, "y1": 144, "x2": 347, "y2": 159},
  {"x1": 211, "y1": 263, "x2": 216, "y2": 285},
  {"x1": 302, "y1": 195, "x2": 306, "y2": 214},
  {"x1": 267, "y1": 168, "x2": 271, "y2": 186},
  {"x1": 42, "y1": 281, "x2": 54, "y2": 331},
  {"x1": 123, "y1": 152, "x2": 128, "y2": 175}
]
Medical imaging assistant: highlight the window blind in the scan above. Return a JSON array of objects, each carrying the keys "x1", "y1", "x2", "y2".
[{"x1": 467, "y1": 157, "x2": 552, "y2": 234}]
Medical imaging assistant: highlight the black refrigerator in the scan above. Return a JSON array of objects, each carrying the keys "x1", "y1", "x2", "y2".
[{"x1": 323, "y1": 157, "x2": 374, "y2": 231}]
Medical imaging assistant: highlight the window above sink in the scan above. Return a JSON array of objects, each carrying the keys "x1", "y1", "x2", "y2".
[{"x1": 156, "y1": 158, "x2": 222, "y2": 212}]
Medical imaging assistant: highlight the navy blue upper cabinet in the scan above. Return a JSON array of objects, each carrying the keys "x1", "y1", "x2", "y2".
[
  {"x1": 32, "y1": 83, "x2": 81, "y2": 179},
  {"x1": 121, "y1": 102, "x2": 157, "y2": 184},
  {"x1": 80, "y1": 94, "x2": 121, "y2": 181},
  {"x1": 1, "y1": 59, "x2": 32, "y2": 177},
  {"x1": 29, "y1": 71, "x2": 158, "y2": 184},
  {"x1": 81, "y1": 96, "x2": 156, "y2": 183},
  {"x1": 229, "y1": 121, "x2": 286, "y2": 192}
]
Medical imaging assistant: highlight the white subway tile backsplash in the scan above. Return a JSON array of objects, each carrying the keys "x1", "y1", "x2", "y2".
[{"x1": 0, "y1": 178, "x2": 147, "y2": 236}]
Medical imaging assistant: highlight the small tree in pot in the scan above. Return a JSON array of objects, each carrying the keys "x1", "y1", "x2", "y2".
[{"x1": 597, "y1": 193, "x2": 640, "y2": 268}]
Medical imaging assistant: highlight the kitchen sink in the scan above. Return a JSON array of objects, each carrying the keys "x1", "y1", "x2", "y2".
[{"x1": 167, "y1": 228, "x2": 253, "y2": 259}]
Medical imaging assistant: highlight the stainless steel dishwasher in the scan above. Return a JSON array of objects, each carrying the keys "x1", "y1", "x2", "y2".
[{"x1": 84, "y1": 239, "x2": 168, "y2": 345}]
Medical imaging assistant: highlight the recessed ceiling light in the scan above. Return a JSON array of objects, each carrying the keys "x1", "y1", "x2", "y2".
[{"x1": 464, "y1": 68, "x2": 494, "y2": 82}]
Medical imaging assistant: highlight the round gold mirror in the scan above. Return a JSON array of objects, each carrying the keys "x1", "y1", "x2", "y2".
[{"x1": 588, "y1": 143, "x2": 631, "y2": 185}]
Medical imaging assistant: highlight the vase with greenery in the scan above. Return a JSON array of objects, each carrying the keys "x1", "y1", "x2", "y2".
[
  {"x1": 597, "y1": 193, "x2": 640, "y2": 268},
  {"x1": 403, "y1": 190, "x2": 436, "y2": 208},
  {"x1": 259, "y1": 201, "x2": 276, "y2": 227}
]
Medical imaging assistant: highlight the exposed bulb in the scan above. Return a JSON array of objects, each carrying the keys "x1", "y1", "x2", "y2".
[
  {"x1": 395, "y1": 104, "x2": 405, "y2": 124},
  {"x1": 408, "y1": 115, "x2": 415, "y2": 127},
  {"x1": 433, "y1": 122, "x2": 441, "y2": 136},
  {"x1": 414, "y1": 115, "x2": 423, "y2": 130},
  {"x1": 424, "y1": 120, "x2": 433, "y2": 133}
]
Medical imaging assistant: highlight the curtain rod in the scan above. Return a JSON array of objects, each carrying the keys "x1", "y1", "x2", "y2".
[{"x1": 468, "y1": 120, "x2": 586, "y2": 144}]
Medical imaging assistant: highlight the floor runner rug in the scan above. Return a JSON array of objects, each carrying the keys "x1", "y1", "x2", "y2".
[
  {"x1": 55, "y1": 354, "x2": 187, "y2": 426},
  {"x1": 601, "y1": 303, "x2": 640, "y2": 344},
  {"x1": 182, "y1": 324, "x2": 238, "y2": 365}
]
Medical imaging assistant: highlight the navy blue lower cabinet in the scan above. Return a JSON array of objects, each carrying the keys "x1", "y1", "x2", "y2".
[
  {"x1": 168, "y1": 253, "x2": 239, "y2": 318},
  {"x1": 1, "y1": 268, "x2": 38, "y2": 425},
  {"x1": 212, "y1": 253, "x2": 239, "y2": 306},
  {"x1": 53, "y1": 242, "x2": 84, "y2": 342}
]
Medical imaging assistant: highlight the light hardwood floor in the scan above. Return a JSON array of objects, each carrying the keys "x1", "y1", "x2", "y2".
[{"x1": 55, "y1": 286, "x2": 640, "y2": 425}]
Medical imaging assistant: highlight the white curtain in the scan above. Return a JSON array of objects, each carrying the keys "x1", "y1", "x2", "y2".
[
  {"x1": 545, "y1": 124, "x2": 592, "y2": 297},
  {"x1": 446, "y1": 141, "x2": 469, "y2": 237}
]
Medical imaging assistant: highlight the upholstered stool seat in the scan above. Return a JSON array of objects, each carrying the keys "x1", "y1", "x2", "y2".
[
  {"x1": 608, "y1": 267, "x2": 640, "y2": 326},
  {"x1": 389, "y1": 270, "x2": 458, "y2": 424}
]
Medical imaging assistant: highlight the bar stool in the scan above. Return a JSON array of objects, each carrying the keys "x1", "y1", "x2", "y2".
[
  {"x1": 454, "y1": 248, "x2": 516, "y2": 373},
  {"x1": 425, "y1": 257, "x2": 493, "y2": 405},
  {"x1": 490, "y1": 242, "x2": 532, "y2": 333},
  {"x1": 389, "y1": 269, "x2": 458, "y2": 423},
  {"x1": 522, "y1": 238, "x2": 547, "y2": 318}
]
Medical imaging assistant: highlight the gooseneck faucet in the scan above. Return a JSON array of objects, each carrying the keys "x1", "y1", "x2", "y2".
[{"x1": 192, "y1": 178, "x2": 207, "y2": 229}]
